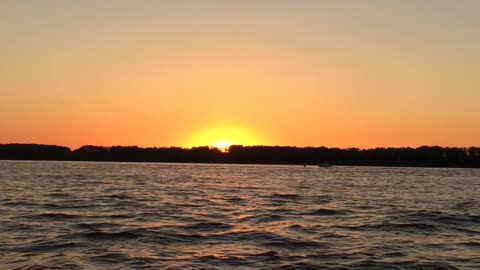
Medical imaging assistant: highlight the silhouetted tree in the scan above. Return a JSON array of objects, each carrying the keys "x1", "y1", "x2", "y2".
[{"x1": 1, "y1": 143, "x2": 479, "y2": 168}]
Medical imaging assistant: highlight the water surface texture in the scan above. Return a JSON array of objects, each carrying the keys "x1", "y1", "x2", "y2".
[{"x1": 0, "y1": 161, "x2": 479, "y2": 269}]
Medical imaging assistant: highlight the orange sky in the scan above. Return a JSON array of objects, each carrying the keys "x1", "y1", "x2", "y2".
[{"x1": 1, "y1": 1, "x2": 479, "y2": 149}]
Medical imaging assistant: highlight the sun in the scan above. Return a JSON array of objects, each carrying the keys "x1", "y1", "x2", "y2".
[
  {"x1": 212, "y1": 140, "x2": 233, "y2": 149},
  {"x1": 187, "y1": 126, "x2": 260, "y2": 149}
]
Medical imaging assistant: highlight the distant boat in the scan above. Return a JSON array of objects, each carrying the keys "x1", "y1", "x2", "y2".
[{"x1": 317, "y1": 163, "x2": 332, "y2": 167}]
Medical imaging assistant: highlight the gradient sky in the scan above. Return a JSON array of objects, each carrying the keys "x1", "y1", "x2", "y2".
[{"x1": 1, "y1": 0, "x2": 479, "y2": 149}]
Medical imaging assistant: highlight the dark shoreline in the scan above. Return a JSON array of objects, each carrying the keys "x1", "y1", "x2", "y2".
[{"x1": 1, "y1": 144, "x2": 479, "y2": 168}]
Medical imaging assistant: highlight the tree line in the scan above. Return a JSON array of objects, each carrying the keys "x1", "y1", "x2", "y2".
[{"x1": 0, "y1": 143, "x2": 479, "y2": 168}]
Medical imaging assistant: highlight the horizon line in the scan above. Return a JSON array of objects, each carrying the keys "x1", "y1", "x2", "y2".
[{"x1": 1, "y1": 142, "x2": 479, "y2": 151}]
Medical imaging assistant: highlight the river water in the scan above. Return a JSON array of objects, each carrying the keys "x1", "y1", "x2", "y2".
[{"x1": 0, "y1": 161, "x2": 479, "y2": 269}]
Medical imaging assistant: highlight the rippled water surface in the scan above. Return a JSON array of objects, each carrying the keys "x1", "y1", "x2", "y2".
[{"x1": 0, "y1": 161, "x2": 479, "y2": 269}]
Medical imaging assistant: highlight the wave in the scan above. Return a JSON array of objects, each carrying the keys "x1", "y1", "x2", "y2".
[
  {"x1": 262, "y1": 239, "x2": 326, "y2": 249},
  {"x1": 3, "y1": 201, "x2": 38, "y2": 207},
  {"x1": 91, "y1": 252, "x2": 132, "y2": 264},
  {"x1": 344, "y1": 222, "x2": 438, "y2": 232},
  {"x1": 347, "y1": 260, "x2": 461, "y2": 270},
  {"x1": 270, "y1": 193, "x2": 302, "y2": 199},
  {"x1": 81, "y1": 230, "x2": 143, "y2": 240},
  {"x1": 42, "y1": 202, "x2": 98, "y2": 209},
  {"x1": 253, "y1": 214, "x2": 286, "y2": 223},
  {"x1": 23, "y1": 213, "x2": 82, "y2": 220},
  {"x1": 305, "y1": 208, "x2": 353, "y2": 216},
  {"x1": 13, "y1": 264, "x2": 67, "y2": 270},
  {"x1": 402, "y1": 210, "x2": 480, "y2": 225},
  {"x1": 457, "y1": 241, "x2": 480, "y2": 247},
  {"x1": 183, "y1": 221, "x2": 235, "y2": 232},
  {"x1": 9, "y1": 241, "x2": 85, "y2": 253}
]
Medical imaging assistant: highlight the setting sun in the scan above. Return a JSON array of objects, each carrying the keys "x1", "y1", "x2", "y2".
[
  {"x1": 186, "y1": 126, "x2": 261, "y2": 149},
  {"x1": 212, "y1": 141, "x2": 233, "y2": 149}
]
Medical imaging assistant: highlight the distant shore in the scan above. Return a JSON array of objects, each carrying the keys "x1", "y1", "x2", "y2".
[{"x1": 1, "y1": 143, "x2": 479, "y2": 168}]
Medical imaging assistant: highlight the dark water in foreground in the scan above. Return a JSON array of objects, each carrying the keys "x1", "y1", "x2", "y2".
[{"x1": 0, "y1": 161, "x2": 479, "y2": 270}]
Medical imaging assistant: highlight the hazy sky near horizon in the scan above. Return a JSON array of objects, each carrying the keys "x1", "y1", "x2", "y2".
[{"x1": 1, "y1": 0, "x2": 479, "y2": 148}]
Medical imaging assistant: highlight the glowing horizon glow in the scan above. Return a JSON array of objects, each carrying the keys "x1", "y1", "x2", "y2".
[
  {"x1": 212, "y1": 141, "x2": 233, "y2": 150},
  {"x1": 186, "y1": 126, "x2": 261, "y2": 149}
]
